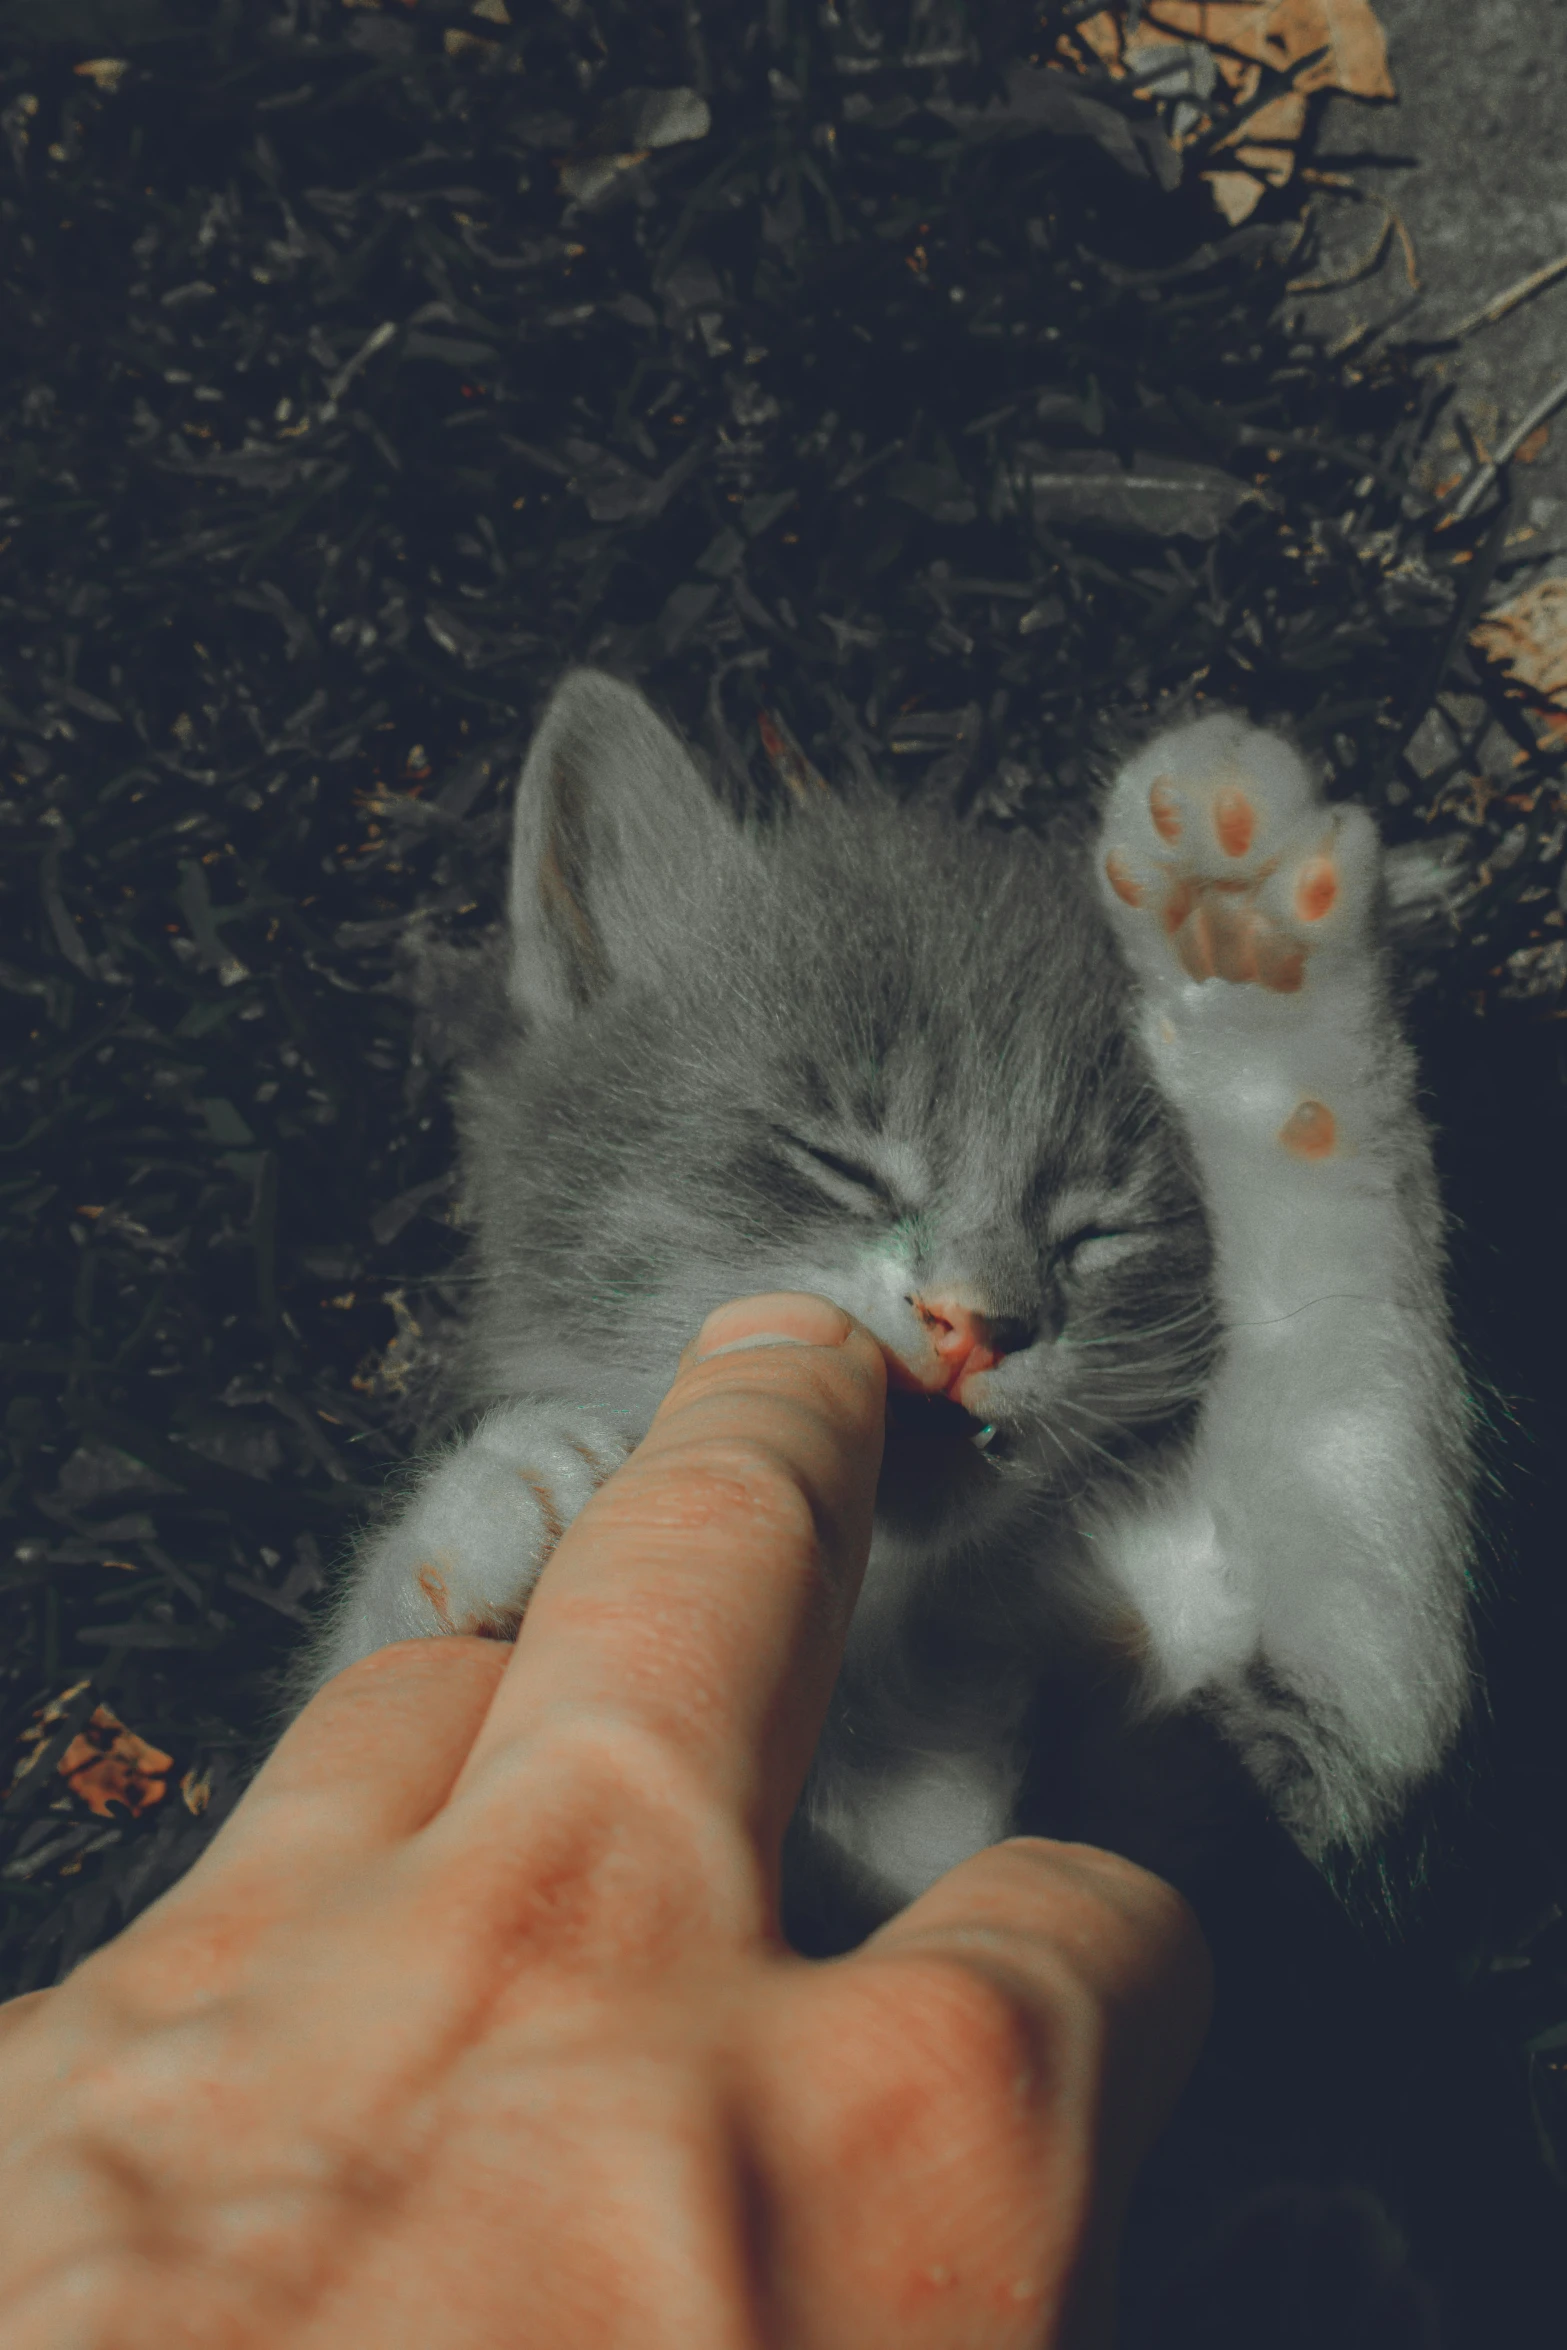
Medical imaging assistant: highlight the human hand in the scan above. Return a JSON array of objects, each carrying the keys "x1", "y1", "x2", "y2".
[{"x1": 0, "y1": 1293, "x2": 1210, "y2": 2349}]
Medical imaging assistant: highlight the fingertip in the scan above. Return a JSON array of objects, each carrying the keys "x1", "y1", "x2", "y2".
[
  {"x1": 992, "y1": 1836, "x2": 1214, "y2": 2029},
  {"x1": 690, "y1": 1293, "x2": 856, "y2": 1363},
  {"x1": 999, "y1": 1835, "x2": 1210, "y2": 1948},
  {"x1": 674, "y1": 1298, "x2": 890, "y2": 1424}
]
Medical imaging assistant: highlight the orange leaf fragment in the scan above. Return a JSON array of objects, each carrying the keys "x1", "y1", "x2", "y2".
[{"x1": 57, "y1": 1706, "x2": 174, "y2": 1819}]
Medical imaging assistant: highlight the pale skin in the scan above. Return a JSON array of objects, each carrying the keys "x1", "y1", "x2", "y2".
[{"x1": 0, "y1": 1294, "x2": 1211, "y2": 2350}]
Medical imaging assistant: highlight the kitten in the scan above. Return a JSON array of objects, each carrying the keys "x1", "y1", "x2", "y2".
[{"x1": 294, "y1": 670, "x2": 1475, "y2": 1938}]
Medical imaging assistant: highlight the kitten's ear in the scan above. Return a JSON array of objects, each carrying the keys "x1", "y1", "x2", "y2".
[{"x1": 507, "y1": 668, "x2": 730, "y2": 1022}]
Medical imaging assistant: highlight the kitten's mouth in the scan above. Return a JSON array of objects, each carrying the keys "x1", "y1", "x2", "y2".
[
  {"x1": 885, "y1": 1388, "x2": 1002, "y2": 1456},
  {"x1": 878, "y1": 1387, "x2": 1005, "y2": 1533}
]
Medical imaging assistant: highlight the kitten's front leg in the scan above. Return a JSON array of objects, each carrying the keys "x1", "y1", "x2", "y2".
[
  {"x1": 303, "y1": 1403, "x2": 634, "y2": 1694},
  {"x1": 1089, "y1": 719, "x2": 1475, "y2": 1857}
]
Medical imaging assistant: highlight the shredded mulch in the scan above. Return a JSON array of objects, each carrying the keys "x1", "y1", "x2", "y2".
[{"x1": 2, "y1": 3, "x2": 1564, "y2": 2335}]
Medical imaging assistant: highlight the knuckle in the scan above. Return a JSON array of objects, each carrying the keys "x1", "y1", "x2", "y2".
[
  {"x1": 50, "y1": 2008, "x2": 225, "y2": 2153},
  {"x1": 885, "y1": 1954, "x2": 1042, "y2": 2110},
  {"x1": 462, "y1": 1716, "x2": 761, "y2": 1965},
  {"x1": 800, "y1": 1956, "x2": 1043, "y2": 2168}
]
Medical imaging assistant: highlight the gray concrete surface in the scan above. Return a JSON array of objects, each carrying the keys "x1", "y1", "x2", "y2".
[{"x1": 1291, "y1": 0, "x2": 1567, "y2": 571}]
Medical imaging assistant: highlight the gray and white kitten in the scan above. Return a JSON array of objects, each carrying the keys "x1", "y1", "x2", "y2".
[{"x1": 296, "y1": 670, "x2": 1475, "y2": 1936}]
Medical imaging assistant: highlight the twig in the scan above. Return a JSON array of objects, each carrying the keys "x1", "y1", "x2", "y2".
[
  {"x1": 1289, "y1": 210, "x2": 1393, "y2": 297},
  {"x1": 1288, "y1": 195, "x2": 1419, "y2": 302},
  {"x1": 1186, "y1": 45, "x2": 1332, "y2": 165},
  {"x1": 1448, "y1": 251, "x2": 1567, "y2": 343},
  {"x1": 1325, "y1": 289, "x2": 1425, "y2": 361},
  {"x1": 1445, "y1": 368, "x2": 1567, "y2": 523}
]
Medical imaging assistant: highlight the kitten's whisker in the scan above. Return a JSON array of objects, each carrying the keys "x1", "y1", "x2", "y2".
[
  {"x1": 1061, "y1": 1303, "x2": 1215, "y2": 1352},
  {"x1": 1034, "y1": 1397, "x2": 1164, "y2": 1492},
  {"x1": 1073, "y1": 1349, "x2": 1213, "y2": 1388}
]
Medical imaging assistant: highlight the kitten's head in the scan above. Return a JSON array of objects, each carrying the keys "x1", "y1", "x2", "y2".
[{"x1": 459, "y1": 670, "x2": 1214, "y2": 1546}]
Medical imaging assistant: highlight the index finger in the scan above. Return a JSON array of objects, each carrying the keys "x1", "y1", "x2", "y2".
[{"x1": 452, "y1": 1293, "x2": 887, "y2": 1856}]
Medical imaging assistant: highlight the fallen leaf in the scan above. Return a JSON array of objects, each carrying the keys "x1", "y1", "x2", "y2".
[
  {"x1": 5, "y1": 1681, "x2": 93, "y2": 1794},
  {"x1": 1069, "y1": 10, "x2": 1125, "y2": 73},
  {"x1": 1502, "y1": 938, "x2": 1567, "y2": 999},
  {"x1": 1470, "y1": 579, "x2": 1567, "y2": 745},
  {"x1": 56, "y1": 1705, "x2": 174, "y2": 1819},
  {"x1": 1205, "y1": 92, "x2": 1310, "y2": 221},
  {"x1": 561, "y1": 87, "x2": 711, "y2": 207},
  {"x1": 350, "y1": 1285, "x2": 427, "y2": 1399},
  {"x1": 73, "y1": 59, "x2": 130, "y2": 94},
  {"x1": 1061, "y1": 2, "x2": 1394, "y2": 221},
  {"x1": 1143, "y1": 0, "x2": 1394, "y2": 101},
  {"x1": 758, "y1": 708, "x2": 829, "y2": 801},
  {"x1": 22, "y1": 1681, "x2": 92, "y2": 1737}
]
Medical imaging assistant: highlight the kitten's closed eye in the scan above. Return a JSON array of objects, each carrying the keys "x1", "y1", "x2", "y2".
[
  {"x1": 1055, "y1": 1225, "x2": 1165, "y2": 1278},
  {"x1": 774, "y1": 1130, "x2": 894, "y2": 1215}
]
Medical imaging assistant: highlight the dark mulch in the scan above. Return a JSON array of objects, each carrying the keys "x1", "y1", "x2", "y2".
[{"x1": 2, "y1": 2, "x2": 1564, "y2": 2338}]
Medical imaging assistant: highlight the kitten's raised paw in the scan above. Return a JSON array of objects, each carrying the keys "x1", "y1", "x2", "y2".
[{"x1": 1098, "y1": 715, "x2": 1377, "y2": 997}]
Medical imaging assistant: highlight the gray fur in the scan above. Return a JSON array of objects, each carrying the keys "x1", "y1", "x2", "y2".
[{"x1": 293, "y1": 671, "x2": 1474, "y2": 1932}]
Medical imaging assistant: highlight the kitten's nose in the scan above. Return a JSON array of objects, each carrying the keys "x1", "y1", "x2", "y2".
[{"x1": 910, "y1": 1297, "x2": 1007, "y2": 1396}]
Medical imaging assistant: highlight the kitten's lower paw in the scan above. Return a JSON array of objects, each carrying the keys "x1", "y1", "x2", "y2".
[
  {"x1": 1099, "y1": 715, "x2": 1377, "y2": 997},
  {"x1": 389, "y1": 1409, "x2": 632, "y2": 1645}
]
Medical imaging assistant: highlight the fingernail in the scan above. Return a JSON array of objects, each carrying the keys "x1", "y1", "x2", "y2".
[
  {"x1": 694, "y1": 1294, "x2": 853, "y2": 1361},
  {"x1": 695, "y1": 1331, "x2": 819, "y2": 1362}
]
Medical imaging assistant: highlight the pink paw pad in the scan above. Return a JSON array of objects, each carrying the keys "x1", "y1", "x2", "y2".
[
  {"x1": 1278, "y1": 1099, "x2": 1337, "y2": 1159},
  {"x1": 1096, "y1": 716, "x2": 1375, "y2": 998},
  {"x1": 416, "y1": 1561, "x2": 456, "y2": 1632}
]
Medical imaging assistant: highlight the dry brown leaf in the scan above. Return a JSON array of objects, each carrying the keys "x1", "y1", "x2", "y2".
[
  {"x1": 1068, "y1": 10, "x2": 1125, "y2": 73},
  {"x1": 72, "y1": 58, "x2": 130, "y2": 92},
  {"x1": 5, "y1": 1680, "x2": 91, "y2": 1799},
  {"x1": 1144, "y1": 1, "x2": 1394, "y2": 101},
  {"x1": 1061, "y1": 2, "x2": 1394, "y2": 222},
  {"x1": 1471, "y1": 580, "x2": 1567, "y2": 746},
  {"x1": 350, "y1": 1284, "x2": 427, "y2": 1398},
  {"x1": 1206, "y1": 92, "x2": 1311, "y2": 221},
  {"x1": 56, "y1": 1705, "x2": 174, "y2": 1819}
]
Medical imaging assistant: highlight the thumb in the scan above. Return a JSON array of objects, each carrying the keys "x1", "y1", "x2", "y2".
[{"x1": 862, "y1": 1837, "x2": 1211, "y2": 2332}]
